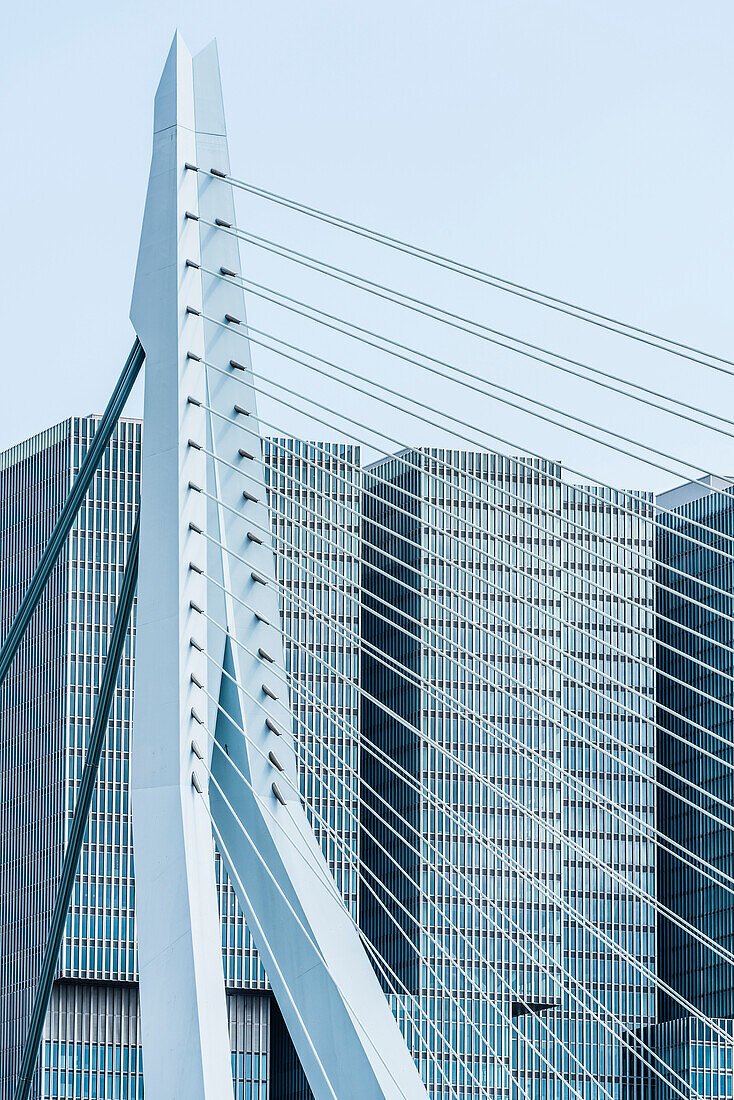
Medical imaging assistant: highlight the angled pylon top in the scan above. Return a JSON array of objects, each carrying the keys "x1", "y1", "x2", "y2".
[{"x1": 153, "y1": 31, "x2": 194, "y2": 135}]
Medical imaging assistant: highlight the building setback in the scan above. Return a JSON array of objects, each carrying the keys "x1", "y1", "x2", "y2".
[
  {"x1": 1, "y1": 423, "x2": 659, "y2": 1100},
  {"x1": 361, "y1": 449, "x2": 656, "y2": 1100}
]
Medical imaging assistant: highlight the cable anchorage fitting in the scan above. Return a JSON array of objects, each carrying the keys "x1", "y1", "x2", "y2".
[
  {"x1": 187, "y1": 351, "x2": 202, "y2": 362},
  {"x1": 220, "y1": 266, "x2": 238, "y2": 277},
  {"x1": 242, "y1": 489, "x2": 259, "y2": 504},
  {"x1": 251, "y1": 571, "x2": 268, "y2": 586},
  {"x1": 188, "y1": 521, "x2": 203, "y2": 534},
  {"x1": 215, "y1": 217, "x2": 232, "y2": 229},
  {"x1": 187, "y1": 440, "x2": 202, "y2": 452},
  {"x1": 247, "y1": 531, "x2": 263, "y2": 545},
  {"x1": 190, "y1": 672, "x2": 204, "y2": 689},
  {"x1": 262, "y1": 683, "x2": 277, "y2": 700},
  {"x1": 234, "y1": 404, "x2": 250, "y2": 417},
  {"x1": 272, "y1": 782, "x2": 286, "y2": 806},
  {"x1": 185, "y1": 211, "x2": 199, "y2": 221},
  {"x1": 268, "y1": 751, "x2": 284, "y2": 771},
  {"x1": 189, "y1": 562, "x2": 204, "y2": 575},
  {"x1": 258, "y1": 647, "x2": 274, "y2": 664},
  {"x1": 189, "y1": 636, "x2": 204, "y2": 652},
  {"x1": 191, "y1": 772, "x2": 203, "y2": 794},
  {"x1": 185, "y1": 259, "x2": 200, "y2": 269},
  {"x1": 239, "y1": 447, "x2": 254, "y2": 460},
  {"x1": 229, "y1": 359, "x2": 246, "y2": 371},
  {"x1": 210, "y1": 167, "x2": 227, "y2": 178},
  {"x1": 224, "y1": 313, "x2": 241, "y2": 324},
  {"x1": 189, "y1": 599, "x2": 204, "y2": 614},
  {"x1": 266, "y1": 718, "x2": 282, "y2": 737},
  {"x1": 186, "y1": 306, "x2": 201, "y2": 316},
  {"x1": 184, "y1": 162, "x2": 198, "y2": 172},
  {"x1": 191, "y1": 707, "x2": 204, "y2": 725},
  {"x1": 191, "y1": 739, "x2": 204, "y2": 760},
  {"x1": 187, "y1": 396, "x2": 202, "y2": 408}
]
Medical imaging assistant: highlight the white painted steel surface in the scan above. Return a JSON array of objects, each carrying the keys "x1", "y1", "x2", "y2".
[{"x1": 129, "y1": 34, "x2": 234, "y2": 1100}]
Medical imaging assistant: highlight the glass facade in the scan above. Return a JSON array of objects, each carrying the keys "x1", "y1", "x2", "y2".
[
  {"x1": 62, "y1": 416, "x2": 140, "y2": 988},
  {"x1": 661, "y1": 1018, "x2": 733, "y2": 1097},
  {"x1": 361, "y1": 449, "x2": 656, "y2": 1100},
  {"x1": 1, "y1": 421, "x2": 71, "y2": 1100},
  {"x1": 651, "y1": 476, "x2": 734, "y2": 1096},
  {"x1": 1, "y1": 423, "x2": 663, "y2": 1099},
  {"x1": 0, "y1": 423, "x2": 361, "y2": 1100},
  {"x1": 40, "y1": 984, "x2": 143, "y2": 1100},
  {"x1": 263, "y1": 439, "x2": 362, "y2": 926},
  {"x1": 562, "y1": 483, "x2": 656, "y2": 1100},
  {"x1": 1, "y1": 416, "x2": 146, "y2": 1100}
]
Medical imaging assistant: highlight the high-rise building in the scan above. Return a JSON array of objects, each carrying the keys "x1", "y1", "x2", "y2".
[
  {"x1": 361, "y1": 448, "x2": 656, "y2": 1099},
  {"x1": 563, "y1": 482, "x2": 657, "y2": 1100},
  {"x1": 1, "y1": 421, "x2": 658, "y2": 1100},
  {"x1": 647, "y1": 476, "x2": 734, "y2": 1097},
  {"x1": 0, "y1": 421, "x2": 361, "y2": 1100},
  {"x1": 1, "y1": 416, "x2": 144, "y2": 1100}
]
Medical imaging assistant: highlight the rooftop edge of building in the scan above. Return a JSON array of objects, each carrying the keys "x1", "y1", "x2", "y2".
[
  {"x1": 657, "y1": 474, "x2": 734, "y2": 514},
  {"x1": 364, "y1": 447, "x2": 563, "y2": 474},
  {"x1": 0, "y1": 415, "x2": 143, "y2": 473}
]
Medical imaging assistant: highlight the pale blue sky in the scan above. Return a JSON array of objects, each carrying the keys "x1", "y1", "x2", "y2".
[{"x1": 2, "y1": 0, "x2": 733, "y2": 492}]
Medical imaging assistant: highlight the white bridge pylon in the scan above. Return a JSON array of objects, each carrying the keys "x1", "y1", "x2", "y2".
[{"x1": 130, "y1": 33, "x2": 429, "y2": 1100}]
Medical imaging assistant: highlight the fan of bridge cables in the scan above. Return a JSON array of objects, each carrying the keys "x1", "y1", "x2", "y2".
[{"x1": 185, "y1": 166, "x2": 734, "y2": 1100}]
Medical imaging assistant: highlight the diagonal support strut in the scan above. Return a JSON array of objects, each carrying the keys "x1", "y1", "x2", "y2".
[
  {"x1": 13, "y1": 513, "x2": 140, "y2": 1100},
  {"x1": 0, "y1": 339, "x2": 144, "y2": 688}
]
